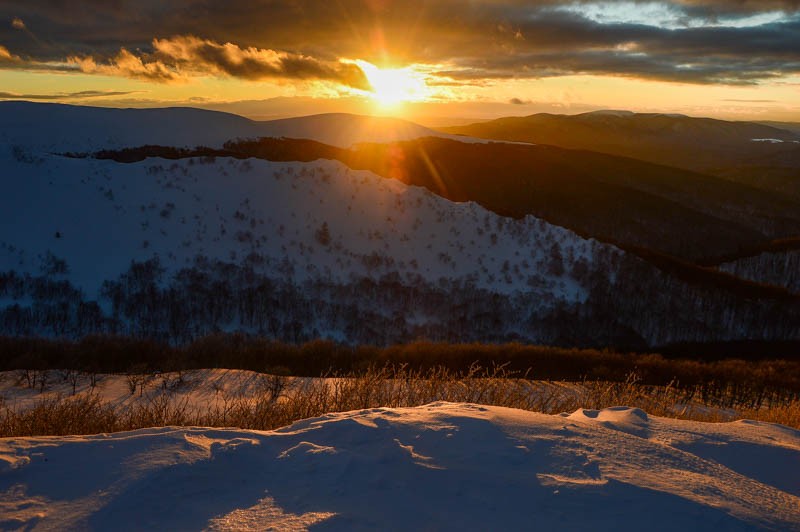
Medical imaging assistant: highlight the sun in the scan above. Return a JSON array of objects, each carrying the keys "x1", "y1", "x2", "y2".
[{"x1": 355, "y1": 60, "x2": 429, "y2": 108}]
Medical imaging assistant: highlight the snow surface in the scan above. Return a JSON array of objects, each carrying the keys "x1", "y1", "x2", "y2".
[
  {"x1": 750, "y1": 138, "x2": 800, "y2": 144},
  {"x1": 1, "y1": 403, "x2": 798, "y2": 530},
  {"x1": 1, "y1": 133, "x2": 603, "y2": 301}
]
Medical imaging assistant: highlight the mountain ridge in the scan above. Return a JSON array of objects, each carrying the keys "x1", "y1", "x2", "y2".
[
  {"x1": 2, "y1": 103, "x2": 799, "y2": 347},
  {"x1": 440, "y1": 110, "x2": 800, "y2": 200},
  {"x1": 0, "y1": 101, "x2": 473, "y2": 152}
]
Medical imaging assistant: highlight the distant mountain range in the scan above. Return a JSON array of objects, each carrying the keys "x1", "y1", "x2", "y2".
[
  {"x1": 442, "y1": 111, "x2": 800, "y2": 201},
  {"x1": 1, "y1": 102, "x2": 798, "y2": 348},
  {"x1": 0, "y1": 101, "x2": 471, "y2": 153}
]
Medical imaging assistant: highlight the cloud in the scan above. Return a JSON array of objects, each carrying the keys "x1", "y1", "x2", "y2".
[
  {"x1": 0, "y1": 1, "x2": 799, "y2": 86},
  {"x1": 444, "y1": 47, "x2": 800, "y2": 85},
  {"x1": 0, "y1": 44, "x2": 19, "y2": 62},
  {"x1": 152, "y1": 36, "x2": 370, "y2": 89},
  {"x1": 722, "y1": 98, "x2": 778, "y2": 103},
  {"x1": 68, "y1": 49, "x2": 181, "y2": 82},
  {"x1": 509, "y1": 98, "x2": 532, "y2": 105},
  {"x1": 11, "y1": 17, "x2": 25, "y2": 30},
  {"x1": 672, "y1": 1, "x2": 800, "y2": 15},
  {"x1": 0, "y1": 89, "x2": 137, "y2": 100},
  {"x1": 67, "y1": 36, "x2": 371, "y2": 89}
]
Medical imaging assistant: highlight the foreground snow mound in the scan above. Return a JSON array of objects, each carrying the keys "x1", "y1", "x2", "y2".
[{"x1": 1, "y1": 404, "x2": 798, "y2": 531}]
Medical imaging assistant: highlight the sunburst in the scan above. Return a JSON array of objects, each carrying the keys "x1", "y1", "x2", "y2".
[{"x1": 355, "y1": 60, "x2": 429, "y2": 107}]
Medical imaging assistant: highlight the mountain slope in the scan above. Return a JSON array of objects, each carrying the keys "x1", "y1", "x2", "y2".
[
  {"x1": 2, "y1": 139, "x2": 632, "y2": 345},
  {"x1": 720, "y1": 249, "x2": 800, "y2": 294},
  {"x1": 759, "y1": 120, "x2": 800, "y2": 136},
  {"x1": 346, "y1": 138, "x2": 800, "y2": 262},
  {"x1": 0, "y1": 101, "x2": 463, "y2": 153},
  {"x1": 0, "y1": 149, "x2": 600, "y2": 299},
  {"x1": 255, "y1": 112, "x2": 471, "y2": 148},
  {"x1": 2, "y1": 103, "x2": 799, "y2": 347},
  {"x1": 86, "y1": 135, "x2": 800, "y2": 264},
  {"x1": 442, "y1": 111, "x2": 800, "y2": 198},
  {"x1": 213, "y1": 136, "x2": 800, "y2": 263}
]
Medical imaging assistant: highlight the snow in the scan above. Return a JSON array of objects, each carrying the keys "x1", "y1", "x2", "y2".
[
  {"x1": 1, "y1": 132, "x2": 603, "y2": 301},
  {"x1": 1, "y1": 403, "x2": 798, "y2": 530},
  {"x1": 750, "y1": 138, "x2": 800, "y2": 144},
  {"x1": 0, "y1": 101, "x2": 621, "y2": 343}
]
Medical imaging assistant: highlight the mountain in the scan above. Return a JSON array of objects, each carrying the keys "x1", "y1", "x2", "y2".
[
  {"x1": 89, "y1": 135, "x2": 800, "y2": 264},
  {"x1": 2, "y1": 102, "x2": 799, "y2": 347},
  {"x1": 0, "y1": 101, "x2": 463, "y2": 153},
  {"x1": 334, "y1": 138, "x2": 800, "y2": 263},
  {"x1": 441, "y1": 111, "x2": 800, "y2": 199},
  {"x1": 720, "y1": 248, "x2": 800, "y2": 294},
  {"x1": 759, "y1": 120, "x2": 800, "y2": 136},
  {"x1": 254, "y1": 113, "x2": 471, "y2": 148},
  {"x1": 0, "y1": 105, "x2": 628, "y2": 345}
]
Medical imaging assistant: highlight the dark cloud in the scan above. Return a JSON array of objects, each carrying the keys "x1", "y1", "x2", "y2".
[
  {"x1": 671, "y1": 1, "x2": 800, "y2": 16},
  {"x1": 509, "y1": 98, "x2": 531, "y2": 105},
  {"x1": 0, "y1": 1, "x2": 798, "y2": 85},
  {"x1": 0, "y1": 89, "x2": 137, "y2": 99}
]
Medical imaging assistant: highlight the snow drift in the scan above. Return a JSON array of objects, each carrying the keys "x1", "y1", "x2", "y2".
[{"x1": 1, "y1": 403, "x2": 798, "y2": 530}]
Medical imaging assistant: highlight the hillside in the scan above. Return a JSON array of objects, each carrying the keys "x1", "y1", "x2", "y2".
[
  {"x1": 720, "y1": 250, "x2": 800, "y2": 294},
  {"x1": 759, "y1": 120, "x2": 800, "y2": 136},
  {"x1": 442, "y1": 111, "x2": 800, "y2": 199},
  {"x1": 2, "y1": 143, "x2": 621, "y2": 344},
  {"x1": 0, "y1": 101, "x2": 462, "y2": 153},
  {"x1": 2, "y1": 103, "x2": 799, "y2": 347},
  {"x1": 336, "y1": 138, "x2": 800, "y2": 263},
  {"x1": 1, "y1": 403, "x2": 798, "y2": 530},
  {"x1": 92, "y1": 137, "x2": 800, "y2": 264}
]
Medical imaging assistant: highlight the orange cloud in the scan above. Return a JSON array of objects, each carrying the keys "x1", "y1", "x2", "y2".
[
  {"x1": 0, "y1": 45, "x2": 20, "y2": 63},
  {"x1": 68, "y1": 49, "x2": 180, "y2": 82},
  {"x1": 67, "y1": 35, "x2": 370, "y2": 89}
]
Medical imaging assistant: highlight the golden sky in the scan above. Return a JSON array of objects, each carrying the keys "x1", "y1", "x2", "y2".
[{"x1": 1, "y1": 1, "x2": 799, "y2": 124}]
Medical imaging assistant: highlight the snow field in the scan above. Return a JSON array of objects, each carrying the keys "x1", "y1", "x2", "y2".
[{"x1": 1, "y1": 402, "x2": 798, "y2": 530}]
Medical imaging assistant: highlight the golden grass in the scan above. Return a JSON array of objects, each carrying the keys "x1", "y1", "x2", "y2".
[{"x1": 2, "y1": 365, "x2": 797, "y2": 437}]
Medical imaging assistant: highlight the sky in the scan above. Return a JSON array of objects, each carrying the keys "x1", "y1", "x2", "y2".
[{"x1": 0, "y1": 1, "x2": 799, "y2": 125}]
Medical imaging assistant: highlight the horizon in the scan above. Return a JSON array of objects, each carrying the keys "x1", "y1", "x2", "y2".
[
  {"x1": 1, "y1": 1, "x2": 799, "y2": 124},
  {"x1": 2, "y1": 99, "x2": 798, "y2": 129}
]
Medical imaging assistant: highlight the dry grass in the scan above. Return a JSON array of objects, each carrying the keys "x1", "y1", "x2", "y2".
[{"x1": 1, "y1": 365, "x2": 798, "y2": 437}]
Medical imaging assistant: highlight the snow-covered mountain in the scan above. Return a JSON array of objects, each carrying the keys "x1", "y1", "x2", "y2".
[
  {"x1": 1, "y1": 152, "x2": 598, "y2": 300},
  {"x1": 1, "y1": 102, "x2": 798, "y2": 346},
  {"x1": 0, "y1": 102, "x2": 620, "y2": 344},
  {"x1": 720, "y1": 250, "x2": 800, "y2": 294}
]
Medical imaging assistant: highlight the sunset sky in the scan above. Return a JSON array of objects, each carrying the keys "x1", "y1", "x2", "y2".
[{"x1": 1, "y1": 1, "x2": 798, "y2": 124}]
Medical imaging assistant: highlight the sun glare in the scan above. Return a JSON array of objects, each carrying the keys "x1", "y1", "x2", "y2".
[{"x1": 355, "y1": 60, "x2": 429, "y2": 107}]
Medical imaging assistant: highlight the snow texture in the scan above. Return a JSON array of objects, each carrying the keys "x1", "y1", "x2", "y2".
[{"x1": 1, "y1": 403, "x2": 798, "y2": 530}]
